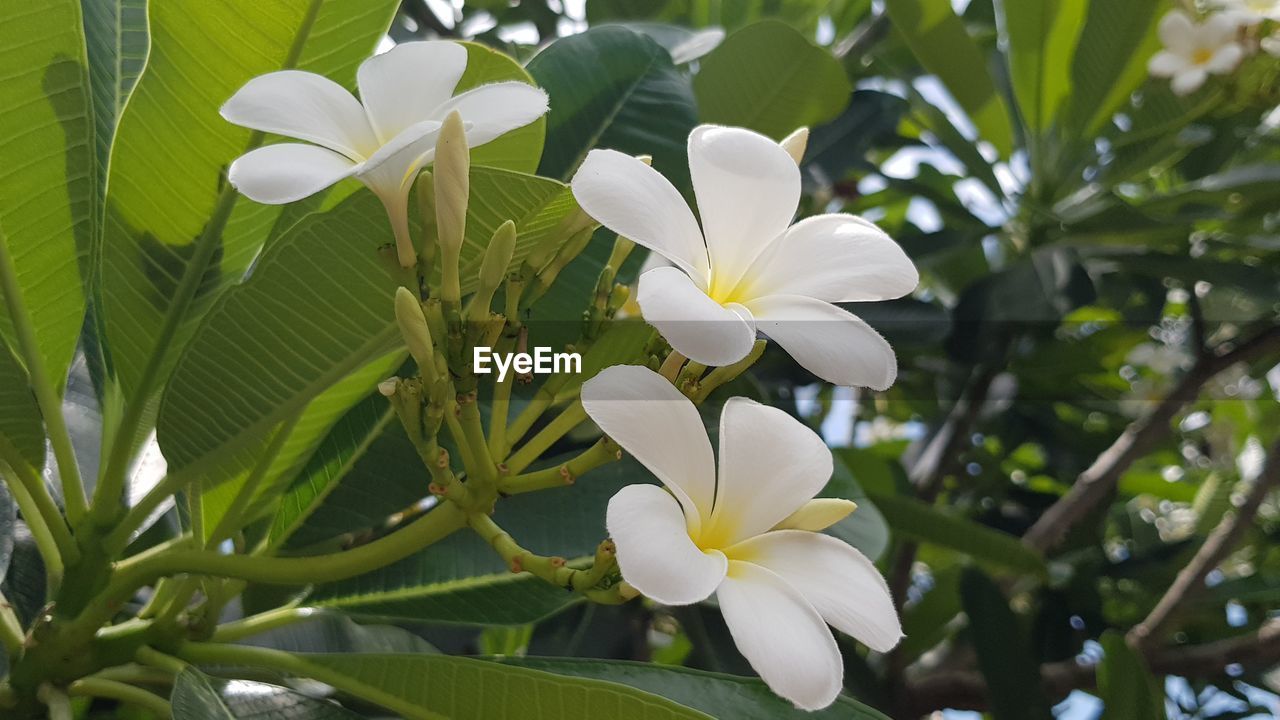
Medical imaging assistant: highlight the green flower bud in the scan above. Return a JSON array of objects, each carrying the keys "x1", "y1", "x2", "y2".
[{"x1": 395, "y1": 287, "x2": 436, "y2": 373}]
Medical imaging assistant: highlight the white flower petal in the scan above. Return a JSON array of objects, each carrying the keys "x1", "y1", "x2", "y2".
[
  {"x1": 636, "y1": 267, "x2": 757, "y2": 367},
  {"x1": 748, "y1": 295, "x2": 897, "y2": 390},
  {"x1": 772, "y1": 499, "x2": 857, "y2": 532},
  {"x1": 1171, "y1": 67, "x2": 1209, "y2": 96},
  {"x1": 357, "y1": 40, "x2": 467, "y2": 142},
  {"x1": 353, "y1": 119, "x2": 443, "y2": 200},
  {"x1": 1148, "y1": 51, "x2": 1188, "y2": 78},
  {"x1": 1158, "y1": 10, "x2": 1197, "y2": 54},
  {"x1": 688, "y1": 125, "x2": 800, "y2": 292},
  {"x1": 582, "y1": 365, "x2": 715, "y2": 531},
  {"x1": 716, "y1": 561, "x2": 843, "y2": 711},
  {"x1": 742, "y1": 214, "x2": 918, "y2": 303},
  {"x1": 730, "y1": 530, "x2": 903, "y2": 653},
  {"x1": 1206, "y1": 43, "x2": 1244, "y2": 74},
  {"x1": 705, "y1": 398, "x2": 832, "y2": 546},
  {"x1": 221, "y1": 70, "x2": 377, "y2": 160},
  {"x1": 572, "y1": 150, "x2": 709, "y2": 280},
  {"x1": 1263, "y1": 34, "x2": 1280, "y2": 57},
  {"x1": 607, "y1": 484, "x2": 727, "y2": 605},
  {"x1": 429, "y1": 81, "x2": 549, "y2": 148},
  {"x1": 1203, "y1": 11, "x2": 1243, "y2": 45},
  {"x1": 227, "y1": 144, "x2": 357, "y2": 205}
]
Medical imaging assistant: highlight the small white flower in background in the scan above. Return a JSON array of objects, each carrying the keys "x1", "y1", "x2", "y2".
[
  {"x1": 1148, "y1": 10, "x2": 1245, "y2": 96},
  {"x1": 583, "y1": 365, "x2": 902, "y2": 710},
  {"x1": 221, "y1": 41, "x2": 547, "y2": 253},
  {"x1": 1263, "y1": 30, "x2": 1280, "y2": 56},
  {"x1": 1214, "y1": 0, "x2": 1280, "y2": 25},
  {"x1": 571, "y1": 125, "x2": 918, "y2": 390}
]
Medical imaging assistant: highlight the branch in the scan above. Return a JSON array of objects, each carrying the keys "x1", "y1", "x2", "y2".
[
  {"x1": 1022, "y1": 324, "x2": 1280, "y2": 554},
  {"x1": 905, "y1": 618, "x2": 1280, "y2": 715},
  {"x1": 1128, "y1": 437, "x2": 1280, "y2": 651}
]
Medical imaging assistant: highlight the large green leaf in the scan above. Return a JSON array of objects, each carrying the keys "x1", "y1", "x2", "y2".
[
  {"x1": 1001, "y1": 0, "x2": 1089, "y2": 135},
  {"x1": 1061, "y1": 0, "x2": 1160, "y2": 137},
  {"x1": 867, "y1": 490, "x2": 1047, "y2": 577},
  {"x1": 1097, "y1": 630, "x2": 1162, "y2": 720},
  {"x1": 498, "y1": 658, "x2": 892, "y2": 720},
  {"x1": 0, "y1": 342, "x2": 44, "y2": 470},
  {"x1": 960, "y1": 568, "x2": 1053, "y2": 720},
  {"x1": 299, "y1": 654, "x2": 713, "y2": 720},
  {"x1": 883, "y1": 0, "x2": 1015, "y2": 156},
  {"x1": 98, "y1": 0, "x2": 397, "y2": 410},
  {"x1": 529, "y1": 26, "x2": 698, "y2": 190},
  {"x1": 172, "y1": 667, "x2": 362, "y2": 720},
  {"x1": 81, "y1": 0, "x2": 147, "y2": 206},
  {"x1": 157, "y1": 166, "x2": 576, "y2": 474},
  {"x1": 306, "y1": 458, "x2": 646, "y2": 624},
  {"x1": 0, "y1": 0, "x2": 94, "y2": 391},
  {"x1": 693, "y1": 20, "x2": 851, "y2": 141}
]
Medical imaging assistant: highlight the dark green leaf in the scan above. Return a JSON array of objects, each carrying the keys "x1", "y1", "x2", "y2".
[
  {"x1": 172, "y1": 667, "x2": 362, "y2": 720},
  {"x1": 498, "y1": 658, "x2": 892, "y2": 720},
  {"x1": 529, "y1": 26, "x2": 697, "y2": 190},
  {"x1": 694, "y1": 20, "x2": 851, "y2": 140},
  {"x1": 960, "y1": 568, "x2": 1053, "y2": 720},
  {"x1": 1097, "y1": 630, "x2": 1163, "y2": 720}
]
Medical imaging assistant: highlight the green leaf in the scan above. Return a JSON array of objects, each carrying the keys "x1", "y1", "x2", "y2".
[
  {"x1": 157, "y1": 166, "x2": 576, "y2": 475},
  {"x1": 458, "y1": 42, "x2": 547, "y2": 174},
  {"x1": 883, "y1": 0, "x2": 1015, "y2": 156},
  {"x1": 0, "y1": 342, "x2": 44, "y2": 470},
  {"x1": 867, "y1": 490, "x2": 1047, "y2": 577},
  {"x1": 824, "y1": 456, "x2": 891, "y2": 562},
  {"x1": 1061, "y1": 0, "x2": 1160, "y2": 137},
  {"x1": 306, "y1": 458, "x2": 646, "y2": 624},
  {"x1": 98, "y1": 0, "x2": 397, "y2": 409},
  {"x1": 960, "y1": 568, "x2": 1053, "y2": 720},
  {"x1": 497, "y1": 658, "x2": 892, "y2": 720},
  {"x1": 81, "y1": 0, "x2": 147, "y2": 206},
  {"x1": 1001, "y1": 0, "x2": 1089, "y2": 135},
  {"x1": 0, "y1": 483, "x2": 15, "y2": 584},
  {"x1": 693, "y1": 20, "x2": 851, "y2": 141},
  {"x1": 0, "y1": 0, "x2": 93, "y2": 391},
  {"x1": 529, "y1": 26, "x2": 697, "y2": 190},
  {"x1": 240, "y1": 612, "x2": 438, "y2": 654},
  {"x1": 172, "y1": 667, "x2": 362, "y2": 720},
  {"x1": 197, "y1": 350, "x2": 404, "y2": 542},
  {"x1": 299, "y1": 654, "x2": 713, "y2": 720},
  {"x1": 1097, "y1": 630, "x2": 1163, "y2": 720}
]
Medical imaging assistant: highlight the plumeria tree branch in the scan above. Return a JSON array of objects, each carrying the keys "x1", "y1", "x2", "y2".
[
  {"x1": 905, "y1": 618, "x2": 1280, "y2": 715},
  {"x1": 1022, "y1": 323, "x2": 1280, "y2": 554},
  {"x1": 1127, "y1": 436, "x2": 1280, "y2": 651}
]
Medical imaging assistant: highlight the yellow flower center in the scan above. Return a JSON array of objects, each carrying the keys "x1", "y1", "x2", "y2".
[{"x1": 1193, "y1": 47, "x2": 1214, "y2": 65}]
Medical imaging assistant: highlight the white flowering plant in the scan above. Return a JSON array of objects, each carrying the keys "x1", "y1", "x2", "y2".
[{"x1": 0, "y1": 1, "x2": 1277, "y2": 719}]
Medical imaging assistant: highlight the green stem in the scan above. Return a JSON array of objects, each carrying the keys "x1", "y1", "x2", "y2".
[
  {"x1": 135, "y1": 646, "x2": 188, "y2": 674},
  {"x1": 68, "y1": 678, "x2": 172, "y2": 717},
  {"x1": 105, "y1": 469, "x2": 194, "y2": 554},
  {"x1": 0, "y1": 226, "x2": 86, "y2": 524},
  {"x1": 177, "y1": 642, "x2": 446, "y2": 720},
  {"x1": 456, "y1": 392, "x2": 495, "y2": 485},
  {"x1": 0, "y1": 590, "x2": 24, "y2": 659},
  {"x1": 499, "y1": 437, "x2": 620, "y2": 494},
  {"x1": 37, "y1": 684, "x2": 72, "y2": 720},
  {"x1": 0, "y1": 457, "x2": 73, "y2": 584},
  {"x1": 505, "y1": 400, "x2": 586, "y2": 475},
  {"x1": 211, "y1": 605, "x2": 313, "y2": 643},
  {"x1": 101, "y1": 504, "x2": 466, "y2": 614}
]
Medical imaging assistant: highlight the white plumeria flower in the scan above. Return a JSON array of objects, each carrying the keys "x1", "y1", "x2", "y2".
[
  {"x1": 583, "y1": 365, "x2": 902, "y2": 710},
  {"x1": 1148, "y1": 10, "x2": 1246, "y2": 96},
  {"x1": 221, "y1": 41, "x2": 547, "y2": 254},
  {"x1": 571, "y1": 125, "x2": 918, "y2": 390},
  {"x1": 1215, "y1": 0, "x2": 1280, "y2": 25}
]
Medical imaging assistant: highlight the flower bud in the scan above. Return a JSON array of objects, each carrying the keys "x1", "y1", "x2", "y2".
[
  {"x1": 435, "y1": 111, "x2": 468, "y2": 310},
  {"x1": 394, "y1": 287, "x2": 436, "y2": 373},
  {"x1": 480, "y1": 220, "x2": 516, "y2": 292},
  {"x1": 378, "y1": 377, "x2": 400, "y2": 397},
  {"x1": 780, "y1": 127, "x2": 809, "y2": 165}
]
